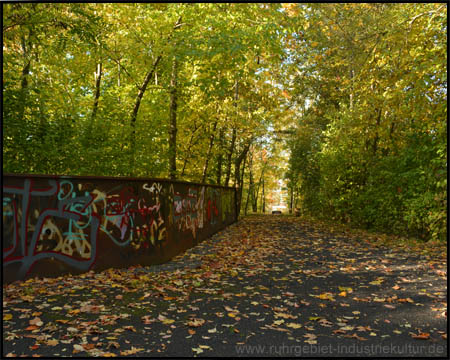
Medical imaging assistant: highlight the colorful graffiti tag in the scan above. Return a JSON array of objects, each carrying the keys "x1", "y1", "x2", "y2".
[{"x1": 3, "y1": 175, "x2": 236, "y2": 283}]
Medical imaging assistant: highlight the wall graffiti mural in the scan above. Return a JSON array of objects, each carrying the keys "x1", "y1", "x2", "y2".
[{"x1": 3, "y1": 174, "x2": 237, "y2": 283}]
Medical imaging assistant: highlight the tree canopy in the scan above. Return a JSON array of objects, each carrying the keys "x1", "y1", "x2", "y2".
[{"x1": 3, "y1": 3, "x2": 447, "y2": 241}]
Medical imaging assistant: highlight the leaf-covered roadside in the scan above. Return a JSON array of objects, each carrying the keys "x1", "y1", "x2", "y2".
[{"x1": 3, "y1": 215, "x2": 447, "y2": 357}]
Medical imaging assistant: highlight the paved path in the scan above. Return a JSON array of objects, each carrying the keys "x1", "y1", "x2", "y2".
[{"x1": 3, "y1": 215, "x2": 447, "y2": 357}]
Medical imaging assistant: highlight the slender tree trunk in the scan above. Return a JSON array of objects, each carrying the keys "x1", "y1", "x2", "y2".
[
  {"x1": 92, "y1": 62, "x2": 102, "y2": 120},
  {"x1": 233, "y1": 141, "x2": 251, "y2": 215},
  {"x1": 372, "y1": 108, "x2": 382, "y2": 155},
  {"x1": 216, "y1": 127, "x2": 224, "y2": 185},
  {"x1": 202, "y1": 120, "x2": 218, "y2": 183},
  {"x1": 244, "y1": 182, "x2": 251, "y2": 216},
  {"x1": 180, "y1": 123, "x2": 201, "y2": 177},
  {"x1": 244, "y1": 151, "x2": 254, "y2": 215},
  {"x1": 129, "y1": 55, "x2": 162, "y2": 175},
  {"x1": 247, "y1": 151, "x2": 255, "y2": 213},
  {"x1": 84, "y1": 62, "x2": 102, "y2": 147},
  {"x1": 262, "y1": 176, "x2": 265, "y2": 213},
  {"x1": 349, "y1": 68, "x2": 354, "y2": 111},
  {"x1": 168, "y1": 56, "x2": 179, "y2": 180},
  {"x1": 235, "y1": 153, "x2": 247, "y2": 216},
  {"x1": 254, "y1": 161, "x2": 266, "y2": 212},
  {"x1": 289, "y1": 185, "x2": 293, "y2": 214},
  {"x1": 224, "y1": 127, "x2": 236, "y2": 186},
  {"x1": 18, "y1": 32, "x2": 32, "y2": 125},
  {"x1": 225, "y1": 79, "x2": 239, "y2": 186},
  {"x1": 128, "y1": 16, "x2": 183, "y2": 175}
]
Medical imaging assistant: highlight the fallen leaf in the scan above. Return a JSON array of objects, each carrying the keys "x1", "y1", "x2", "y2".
[
  {"x1": 398, "y1": 298, "x2": 414, "y2": 303},
  {"x1": 192, "y1": 347, "x2": 203, "y2": 354},
  {"x1": 286, "y1": 323, "x2": 302, "y2": 329},
  {"x1": 187, "y1": 318, "x2": 205, "y2": 327},
  {"x1": 25, "y1": 326, "x2": 39, "y2": 331},
  {"x1": 29, "y1": 317, "x2": 43, "y2": 327},
  {"x1": 4, "y1": 314, "x2": 13, "y2": 321},
  {"x1": 369, "y1": 278, "x2": 384, "y2": 285},
  {"x1": 411, "y1": 332, "x2": 430, "y2": 340},
  {"x1": 338, "y1": 286, "x2": 353, "y2": 293},
  {"x1": 73, "y1": 344, "x2": 84, "y2": 352},
  {"x1": 120, "y1": 347, "x2": 144, "y2": 355}
]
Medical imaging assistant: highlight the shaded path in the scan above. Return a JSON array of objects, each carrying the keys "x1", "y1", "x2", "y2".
[{"x1": 3, "y1": 215, "x2": 447, "y2": 357}]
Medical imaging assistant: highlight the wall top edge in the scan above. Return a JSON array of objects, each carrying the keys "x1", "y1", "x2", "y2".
[{"x1": 3, "y1": 173, "x2": 236, "y2": 190}]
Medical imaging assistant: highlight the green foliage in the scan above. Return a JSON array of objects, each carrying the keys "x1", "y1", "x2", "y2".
[{"x1": 285, "y1": 4, "x2": 447, "y2": 242}]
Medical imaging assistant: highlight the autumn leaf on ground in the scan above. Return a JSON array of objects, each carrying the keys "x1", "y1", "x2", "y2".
[
  {"x1": 338, "y1": 286, "x2": 353, "y2": 293},
  {"x1": 4, "y1": 314, "x2": 13, "y2": 321},
  {"x1": 29, "y1": 317, "x2": 43, "y2": 327},
  {"x1": 187, "y1": 318, "x2": 205, "y2": 327},
  {"x1": 286, "y1": 323, "x2": 302, "y2": 329},
  {"x1": 120, "y1": 347, "x2": 144, "y2": 355},
  {"x1": 304, "y1": 333, "x2": 317, "y2": 344},
  {"x1": 192, "y1": 347, "x2": 203, "y2": 354},
  {"x1": 73, "y1": 344, "x2": 84, "y2": 352},
  {"x1": 317, "y1": 293, "x2": 335, "y2": 301},
  {"x1": 410, "y1": 332, "x2": 430, "y2": 340},
  {"x1": 369, "y1": 278, "x2": 384, "y2": 285},
  {"x1": 25, "y1": 325, "x2": 39, "y2": 331},
  {"x1": 158, "y1": 314, "x2": 175, "y2": 325},
  {"x1": 397, "y1": 298, "x2": 414, "y2": 303}
]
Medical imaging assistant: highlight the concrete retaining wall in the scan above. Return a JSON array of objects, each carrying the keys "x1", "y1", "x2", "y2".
[{"x1": 3, "y1": 174, "x2": 237, "y2": 283}]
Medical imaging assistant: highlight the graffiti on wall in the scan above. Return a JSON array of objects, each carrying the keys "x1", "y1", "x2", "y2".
[{"x1": 3, "y1": 175, "x2": 236, "y2": 282}]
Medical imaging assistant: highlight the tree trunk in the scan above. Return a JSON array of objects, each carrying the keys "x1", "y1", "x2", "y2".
[
  {"x1": 180, "y1": 122, "x2": 202, "y2": 177},
  {"x1": 349, "y1": 68, "x2": 354, "y2": 111},
  {"x1": 289, "y1": 184, "x2": 293, "y2": 214},
  {"x1": 128, "y1": 16, "x2": 182, "y2": 176},
  {"x1": 224, "y1": 127, "x2": 236, "y2": 186},
  {"x1": 225, "y1": 79, "x2": 239, "y2": 186},
  {"x1": 168, "y1": 55, "x2": 178, "y2": 180},
  {"x1": 244, "y1": 150, "x2": 254, "y2": 215},
  {"x1": 92, "y1": 62, "x2": 102, "y2": 120},
  {"x1": 262, "y1": 176, "x2": 265, "y2": 213},
  {"x1": 233, "y1": 141, "x2": 251, "y2": 215},
  {"x1": 202, "y1": 120, "x2": 218, "y2": 183},
  {"x1": 372, "y1": 108, "x2": 382, "y2": 155},
  {"x1": 18, "y1": 31, "x2": 32, "y2": 125},
  {"x1": 235, "y1": 153, "x2": 247, "y2": 216},
  {"x1": 254, "y1": 160, "x2": 266, "y2": 212},
  {"x1": 129, "y1": 54, "x2": 162, "y2": 175},
  {"x1": 216, "y1": 127, "x2": 224, "y2": 185},
  {"x1": 247, "y1": 151, "x2": 255, "y2": 213}
]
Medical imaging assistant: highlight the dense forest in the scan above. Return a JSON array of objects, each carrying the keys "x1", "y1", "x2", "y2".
[{"x1": 3, "y1": 3, "x2": 447, "y2": 242}]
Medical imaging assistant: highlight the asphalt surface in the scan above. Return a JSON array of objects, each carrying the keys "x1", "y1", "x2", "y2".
[{"x1": 2, "y1": 215, "x2": 448, "y2": 357}]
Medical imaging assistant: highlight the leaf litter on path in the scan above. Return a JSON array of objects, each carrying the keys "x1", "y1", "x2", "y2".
[{"x1": 2, "y1": 215, "x2": 447, "y2": 357}]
